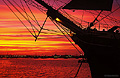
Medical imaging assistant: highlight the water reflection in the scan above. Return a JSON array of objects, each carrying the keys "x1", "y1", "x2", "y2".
[{"x1": 0, "y1": 58, "x2": 91, "y2": 78}]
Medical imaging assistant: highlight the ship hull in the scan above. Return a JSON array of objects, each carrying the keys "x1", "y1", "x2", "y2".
[{"x1": 71, "y1": 34, "x2": 120, "y2": 78}]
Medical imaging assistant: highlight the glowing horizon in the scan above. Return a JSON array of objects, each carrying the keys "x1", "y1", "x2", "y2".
[
  {"x1": 0, "y1": 0, "x2": 83, "y2": 55},
  {"x1": 0, "y1": 0, "x2": 120, "y2": 55}
]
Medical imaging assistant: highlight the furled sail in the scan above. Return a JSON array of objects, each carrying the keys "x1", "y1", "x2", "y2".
[{"x1": 63, "y1": 0, "x2": 113, "y2": 11}]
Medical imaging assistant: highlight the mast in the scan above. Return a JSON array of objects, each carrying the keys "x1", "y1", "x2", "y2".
[{"x1": 35, "y1": 0, "x2": 83, "y2": 34}]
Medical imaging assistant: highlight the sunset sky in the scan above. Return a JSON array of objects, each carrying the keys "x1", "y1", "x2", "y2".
[{"x1": 0, "y1": 0, "x2": 120, "y2": 55}]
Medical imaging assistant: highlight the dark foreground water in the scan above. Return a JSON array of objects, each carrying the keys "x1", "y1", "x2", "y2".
[{"x1": 0, "y1": 58, "x2": 91, "y2": 78}]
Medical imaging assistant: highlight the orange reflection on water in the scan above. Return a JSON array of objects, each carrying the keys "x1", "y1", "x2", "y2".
[{"x1": 0, "y1": 58, "x2": 91, "y2": 78}]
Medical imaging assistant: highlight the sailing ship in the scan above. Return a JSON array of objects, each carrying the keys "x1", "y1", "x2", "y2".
[{"x1": 3, "y1": 0, "x2": 120, "y2": 78}]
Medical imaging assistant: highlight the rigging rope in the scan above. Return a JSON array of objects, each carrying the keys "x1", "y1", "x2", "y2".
[
  {"x1": 20, "y1": 0, "x2": 37, "y2": 36},
  {"x1": 4, "y1": 0, "x2": 63, "y2": 40},
  {"x1": 94, "y1": 6, "x2": 120, "y2": 25},
  {"x1": 62, "y1": 10, "x2": 83, "y2": 28},
  {"x1": 12, "y1": 0, "x2": 40, "y2": 31},
  {"x1": 3, "y1": 0, "x2": 35, "y2": 37},
  {"x1": 95, "y1": 10, "x2": 119, "y2": 27},
  {"x1": 64, "y1": 63, "x2": 79, "y2": 78},
  {"x1": 90, "y1": 10, "x2": 103, "y2": 27},
  {"x1": 21, "y1": 0, "x2": 64, "y2": 33},
  {"x1": 35, "y1": 16, "x2": 48, "y2": 41},
  {"x1": 57, "y1": 22, "x2": 82, "y2": 54},
  {"x1": 28, "y1": 0, "x2": 47, "y2": 14},
  {"x1": 52, "y1": 0, "x2": 83, "y2": 28},
  {"x1": 85, "y1": 10, "x2": 119, "y2": 29},
  {"x1": 49, "y1": 17, "x2": 82, "y2": 54},
  {"x1": 7, "y1": 0, "x2": 39, "y2": 33},
  {"x1": 23, "y1": 0, "x2": 41, "y2": 28},
  {"x1": 95, "y1": 10, "x2": 120, "y2": 24},
  {"x1": 74, "y1": 60, "x2": 83, "y2": 78}
]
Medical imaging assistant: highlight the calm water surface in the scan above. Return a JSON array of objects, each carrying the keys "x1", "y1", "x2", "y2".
[{"x1": 0, "y1": 58, "x2": 91, "y2": 78}]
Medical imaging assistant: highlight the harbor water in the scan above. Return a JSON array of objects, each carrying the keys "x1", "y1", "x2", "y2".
[{"x1": 0, "y1": 58, "x2": 91, "y2": 78}]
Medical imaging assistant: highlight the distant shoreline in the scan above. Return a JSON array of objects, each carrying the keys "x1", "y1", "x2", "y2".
[{"x1": 0, "y1": 55, "x2": 85, "y2": 59}]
